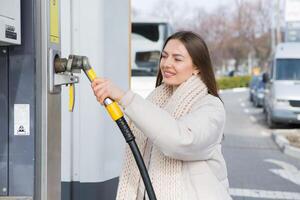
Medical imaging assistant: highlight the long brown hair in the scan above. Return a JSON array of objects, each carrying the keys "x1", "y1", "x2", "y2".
[{"x1": 155, "y1": 31, "x2": 221, "y2": 100}]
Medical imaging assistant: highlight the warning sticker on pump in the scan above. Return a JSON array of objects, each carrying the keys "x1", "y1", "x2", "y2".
[
  {"x1": 14, "y1": 104, "x2": 30, "y2": 136},
  {"x1": 5, "y1": 25, "x2": 17, "y2": 40}
]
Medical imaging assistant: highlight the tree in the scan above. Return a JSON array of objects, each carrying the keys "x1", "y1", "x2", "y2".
[
  {"x1": 148, "y1": 0, "x2": 273, "y2": 72},
  {"x1": 195, "y1": 0, "x2": 272, "y2": 71}
]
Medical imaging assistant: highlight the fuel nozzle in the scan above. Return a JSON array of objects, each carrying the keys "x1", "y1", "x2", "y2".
[
  {"x1": 54, "y1": 55, "x2": 97, "y2": 112},
  {"x1": 54, "y1": 55, "x2": 121, "y2": 119},
  {"x1": 54, "y1": 55, "x2": 96, "y2": 82}
]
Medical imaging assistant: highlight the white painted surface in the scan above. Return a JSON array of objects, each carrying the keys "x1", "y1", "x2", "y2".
[
  {"x1": 61, "y1": 0, "x2": 129, "y2": 182},
  {"x1": 131, "y1": 76, "x2": 156, "y2": 97},
  {"x1": 230, "y1": 188, "x2": 300, "y2": 199},
  {"x1": 265, "y1": 159, "x2": 300, "y2": 186}
]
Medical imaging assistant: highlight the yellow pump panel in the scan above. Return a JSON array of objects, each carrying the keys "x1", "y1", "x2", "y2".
[{"x1": 50, "y1": 0, "x2": 59, "y2": 44}]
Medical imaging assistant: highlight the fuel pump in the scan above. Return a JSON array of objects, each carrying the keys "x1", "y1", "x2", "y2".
[{"x1": 54, "y1": 55, "x2": 157, "y2": 200}]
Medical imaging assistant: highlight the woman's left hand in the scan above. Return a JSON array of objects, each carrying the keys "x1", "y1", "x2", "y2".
[{"x1": 91, "y1": 78, "x2": 125, "y2": 105}]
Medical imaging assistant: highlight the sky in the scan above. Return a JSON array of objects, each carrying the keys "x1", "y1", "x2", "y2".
[{"x1": 132, "y1": 0, "x2": 235, "y2": 14}]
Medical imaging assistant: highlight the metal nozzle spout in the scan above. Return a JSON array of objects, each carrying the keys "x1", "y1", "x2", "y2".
[
  {"x1": 103, "y1": 98, "x2": 113, "y2": 106},
  {"x1": 54, "y1": 57, "x2": 68, "y2": 73},
  {"x1": 67, "y1": 55, "x2": 91, "y2": 71},
  {"x1": 54, "y1": 55, "x2": 91, "y2": 74}
]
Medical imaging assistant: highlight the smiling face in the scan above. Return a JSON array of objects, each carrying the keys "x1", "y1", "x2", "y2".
[{"x1": 160, "y1": 39, "x2": 199, "y2": 86}]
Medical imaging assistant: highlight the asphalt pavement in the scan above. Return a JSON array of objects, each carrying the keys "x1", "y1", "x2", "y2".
[{"x1": 221, "y1": 89, "x2": 300, "y2": 200}]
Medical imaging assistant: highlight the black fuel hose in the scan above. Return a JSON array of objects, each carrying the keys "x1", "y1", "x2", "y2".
[{"x1": 115, "y1": 117, "x2": 157, "y2": 200}]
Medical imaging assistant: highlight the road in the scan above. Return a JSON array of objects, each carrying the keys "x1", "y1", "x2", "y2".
[
  {"x1": 222, "y1": 89, "x2": 300, "y2": 200},
  {"x1": 131, "y1": 77, "x2": 300, "y2": 200}
]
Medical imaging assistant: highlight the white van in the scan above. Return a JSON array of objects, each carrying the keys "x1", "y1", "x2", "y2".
[
  {"x1": 131, "y1": 18, "x2": 172, "y2": 76},
  {"x1": 263, "y1": 43, "x2": 300, "y2": 128}
]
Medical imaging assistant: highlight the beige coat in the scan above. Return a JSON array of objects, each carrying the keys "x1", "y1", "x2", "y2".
[{"x1": 119, "y1": 90, "x2": 232, "y2": 200}]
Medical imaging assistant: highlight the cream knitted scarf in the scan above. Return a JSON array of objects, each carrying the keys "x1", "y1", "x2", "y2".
[{"x1": 116, "y1": 75, "x2": 208, "y2": 200}]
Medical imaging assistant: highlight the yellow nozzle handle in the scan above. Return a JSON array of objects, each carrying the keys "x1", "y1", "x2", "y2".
[
  {"x1": 86, "y1": 68, "x2": 97, "y2": 82},
  {"x1": 69, "y1": 84, "x2": 75, "y2": 112},
  {"x1": 85, "y1": 68, "x2": 124, "y2": 121},
  {"x1": 105, "y1": 101, "x2": 124, "y2": 121}
]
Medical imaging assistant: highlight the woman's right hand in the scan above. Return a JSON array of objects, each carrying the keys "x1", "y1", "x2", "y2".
[{"x1": 91, "y1": 77, "x2": 125, "y2": 105}]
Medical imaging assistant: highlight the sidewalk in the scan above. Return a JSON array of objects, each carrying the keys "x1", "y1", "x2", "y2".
[{"x1": 272, "y1": 129, "x2": 300, "y2": 160}]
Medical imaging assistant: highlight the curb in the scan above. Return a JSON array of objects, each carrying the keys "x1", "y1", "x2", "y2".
[
  {"x1": 272, "y1": 132, "x2": 300, "y2": 160},
  {"x1": 219, "y1": 87, "x2": 248, "y2": 94}
]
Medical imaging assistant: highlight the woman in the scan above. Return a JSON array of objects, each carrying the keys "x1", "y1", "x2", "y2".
[{"x1": 92, "y1": 31, "x2": 232, "y2": 200}]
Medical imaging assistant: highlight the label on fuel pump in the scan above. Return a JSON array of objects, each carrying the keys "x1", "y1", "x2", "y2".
[{"x1": 14, "y1": 104, "x2": 30, "y2": 136}]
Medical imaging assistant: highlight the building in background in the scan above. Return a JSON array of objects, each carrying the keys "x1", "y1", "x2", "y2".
[{"x1": 285, "y1": 0, "x2": 300, "y2": 42}]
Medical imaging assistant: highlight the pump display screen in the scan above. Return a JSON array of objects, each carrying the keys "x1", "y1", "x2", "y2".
[{"x1": 276, "y1": 59, "x2": 300, "y2": 80}]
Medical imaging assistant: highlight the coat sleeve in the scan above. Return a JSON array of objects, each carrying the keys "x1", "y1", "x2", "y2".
[{"x1": 119, "y1": 91, "x2": 226, "y2": 161}]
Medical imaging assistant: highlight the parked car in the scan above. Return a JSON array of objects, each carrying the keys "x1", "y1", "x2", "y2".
[
  {"x1": 228, "y1": 69, "x2": 247, "y2": 77},
  {"x1": 249, "y1": 74, "x2": 265, "y2": 107},
  {"x1": 263, "y1": 43, "x2": 300, "y2": 128}
]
